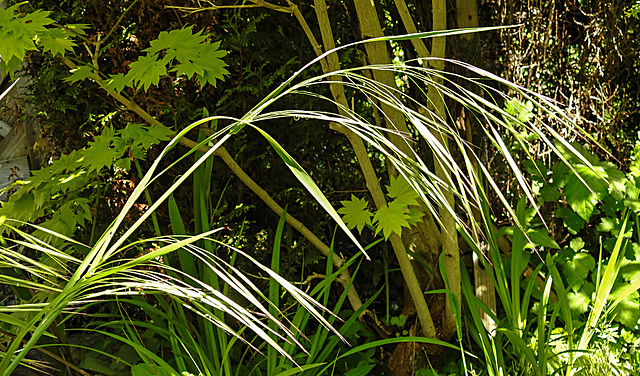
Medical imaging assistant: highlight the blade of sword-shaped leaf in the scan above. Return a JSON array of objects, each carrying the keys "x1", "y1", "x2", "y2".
[
  {"x1": 168, "y1": 194, "x2": 198, "y2": 281},
  {"x1": 268, "y1": 210, "x2": 286, "y2": 375},
  {"x1": 250, "y1": 125, "x2": 368, "y2": 260}
]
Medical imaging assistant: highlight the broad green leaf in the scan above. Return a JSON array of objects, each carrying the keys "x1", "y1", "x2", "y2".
[
  {"x1": 610, "y1": 285, "x2": 640, "y2": 328},
  {"x1": 557, "y1": 206, "x2": 586, "y2": 234},
  {"x1": 338, "y1": 195, "x2": 372, "y2": 233},
  {"x1": 564, "y1": 252, "x2": 595, "y2": 291},
  {"x1": 569, "y1": 237, "x2": 585, "y2": 252},
  {"x1": 596, "y1": 217, "x2": 617, "y2": 232},
  {"x1": 540, "y1": 184, "x2": 561, "y2": 202},
  {"x1": 620, "y1": 260, "x2": 640, "y2": 282},
  {"x1": 555, "y1": 142, "x2": 626, "y2": 220},
  {"x1": 130, "y1": 363, "x2": 172, "y2": 376},
  {"x1": 526, "y1": 229, "x2": 559, "y2": 249},
  {"x1": 373, "y1": 202, "x2": 410, "y2": 240},
  {"x1": 386, "y1": 175, "x2": 419, "y2": 207},
  {"x1": 567, "y1": 282, "x2": 594, "y2": 314}
]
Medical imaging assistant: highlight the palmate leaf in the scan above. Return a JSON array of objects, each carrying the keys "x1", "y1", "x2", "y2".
[
  {"x1": 373, "y1": 202, "x2": 411, "y2": 240},
  {"x1": 386, "y1": 175, "x2": 419, "y2": 207},
  {"x1": 126, "y1": 54, "x2": 167, "y2": 92},
  {"x1": 338, "y1": 195, "x2": 373, "y2": 233},
  {"x1": 82, "y1": 137, "x2": 122, "y2": 173},
  {"x1": 65, "y1": 65, "x2": 94, "y2": 83},
  {"x1": 38, "y1": 28, "x2": 76, "y2": 56},
  {"x1": 105, "y1": 73, "x2": 131, "y2": 94},
  {"x1": 0, "y1": 6, "x2": 53, "y2": 69}
]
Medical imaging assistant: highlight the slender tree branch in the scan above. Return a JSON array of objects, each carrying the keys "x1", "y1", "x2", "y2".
[{"x1": 311, "y1": 0, "x2": 437, "y2": 338}]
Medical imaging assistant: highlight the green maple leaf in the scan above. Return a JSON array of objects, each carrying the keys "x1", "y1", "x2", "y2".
[
  {"x1": 22, "y1": 10, "x2": 54, "y2": 33},
  {"x1": 65, "y1": 65, "x2": 94, "y2": 83},
  {"x1": 373, "y1": 201, "x2": 411, "y2": 240},
  {"x1": 146, "y1": 27, "x2": 206, "y2": 56},
  {"x1": 50, "y1": 150, "x2": 83, "y2": 173},
  {"x1": 386, "y1": 175, "x2": 419, "y2": 207},
  {"x1": 405, "y1": 207, "x2": 424, "y2": 224},
  {"x1": 146, "y1": 124, "x2": 174, "y2": 143},
  {"x1": 338, "y1": 195, "x2": 372, "y2": 233},
  {"x1": 567, "y1": 282, "x2": 594, "y2": 314},
  {"x1": 126, "y1": 54, "x2": 167, "y2": 91},
  {"x1": 105, "y1": 73, "x2": 131, "y2": 94},
  {"x1": 38, "y1": 28, "x2": 76, "y2": 56},
  {"x1": 82, "y1": 137, "x2": 121, "y2": 173}
]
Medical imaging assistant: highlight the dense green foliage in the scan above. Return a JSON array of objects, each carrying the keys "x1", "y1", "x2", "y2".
[{"x1": 1, "y1": 1, "x2": 640, "y2": 375}]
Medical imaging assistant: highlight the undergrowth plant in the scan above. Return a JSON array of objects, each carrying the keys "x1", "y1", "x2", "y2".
[
  {"x1": 0, "y1": 2, "x2": 628, "y2": 375},
  {"x1": 459, "y1": 139, "x2": 640, "y2": 375}
]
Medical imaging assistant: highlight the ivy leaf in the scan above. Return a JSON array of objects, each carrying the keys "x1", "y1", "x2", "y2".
[
  {"x1": 564, "y1": 252, "x2": 595, "y2": 292},
  {"x1": 567, "y1": 282, "x2": 594, "y2": 315},
  {"x1": 386, "y1": 175, "x2": 419, "y2": 208},
  {"x1": 65, "y1": 65, "x2": 94, "y2": 83},
  {"x1": 338, "y1": 195, "x2": 372, "y2": 233},
  {"x1": 126, "y1": 54, "x2": 167, "y2": 91},
  {"x1": 373, "y1": 202, "x2": 411, "y2": 240}
]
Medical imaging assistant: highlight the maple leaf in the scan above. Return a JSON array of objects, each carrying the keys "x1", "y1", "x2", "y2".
[
  {"x1": 65, "y1": 65, "x2": 94, "y2": 83},
  {"x1": 38, "y1": 28, "x2": 76, "y2": 56},
  {"x1": 126, "y1": 54, "x2": 167, "y2": 91},
  {"x1": 146, "y1": 124, "x2": 174, "y2": 143},
  {"x1": 405, "y1": 207, "x2": 424, "y2": 224},
  {"x1": 105, "y1": 73, "x2": 131, "y2": 94},
  {"x1": 146, "y1": 27, "x2": 206, "y2": 56},
  {"x1": 373, "y1": 202, "x2": 411, "y2": 240},
  {"x1": 386, "y1": 175, "x2": 419, "y2": 207},
  {"x1": 82, "y1": 137, "x2": 121, "y2": 173},
  {"x1": 338, "y1": 195, "x2": 372, "y2": 233}
]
